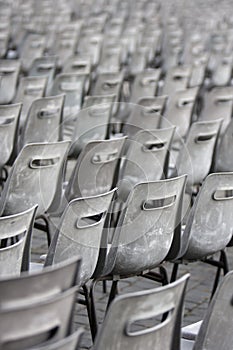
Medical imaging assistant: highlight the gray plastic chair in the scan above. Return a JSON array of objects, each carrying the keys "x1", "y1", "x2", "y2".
[
  {"x1": 14, "y1": 76, "x2": 47, "y2": 128},
  {"x1": 29, "y1": 56, "x2": 57, "y2": 94},
  {"x1": 181, "y1": 271, "x2": 233, "y2": 350},
  {"x1": 0, "y1": 59, "x2": 20, "y2": 104},
  {"x1": 211, "y1": 53, "x2": 233, "y2": 86},
  {"x1": 162, "y1": 65, "x2": 191, "y2": 96},
  {"x1": 0, "y1": 286, "x2": 78, "y2": 350},
  {"x1": 0, "y1": 141, "x2": 70, "y2": 245},
  {"x1": 50, "y1": 73, "x2": 86, "y2": 141},
  {"x1": 45, "y1": 189, "x2": 115, "y2": 286},
  {"x1": 171, "y1": 172, "x2": 233, "y2": 296},
  {"x1": 0, "y1": 206, "x2": 37, "y2": 277},
  {"x1": 69, "y1": 94, "x2": 115, "y2": 157},
  {"x1": 19, "y1": 33, "x2": 46, "y2": 72},
  {"x1": 0, "y1": 257, "x2": 81, "y2": 307},
  {"x1": 130, "y1": 69, "x2": 161, "y2": 103},
  {"x1": 174, "y1": 119, "x2": 222, "y2": 187},
  {"x1": 30, "y1": 329, "x2": 84, "y2": 350},
  {"x1": 117, "y1": 128, "x2": 175, "y2": 203},
  {"x1": 199, "y1": 86, "x2": 233, "y2": 133},
  {"x1": 123, "y1": 96, "x2": 167, "y2": 137},
  {"x1": 162, "y1": 87, "x2": 199, "y2": 140},
  {"x1": 0, "y1": 103, "x2": 21, "y2": 171},
  {"x1": 20, "y1": 95, "x2": 64, "y2": 150},
  {"x1": 94, "y1": 274, "x2": 190, "y2": 350},
  {"x1": 215, "y1": 118, "x2": 233, "y2": 172},
  {"x1": 65, "y1": 137, "x2": 126, "y2": 202}
]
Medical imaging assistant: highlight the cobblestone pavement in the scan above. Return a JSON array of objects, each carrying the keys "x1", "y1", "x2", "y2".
[{"x1": 32, "y1": 229, "x2": 233, "y2": 349}]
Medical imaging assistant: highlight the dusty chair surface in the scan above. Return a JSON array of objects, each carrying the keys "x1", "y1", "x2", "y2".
[
  {"x1": 200, "y1": 86, "x2": 233, "y2": 133},
  {"x1": 0, "y1": 257, "x2": 81, "y2": 308},
  {"x1": 70, "y1": 94, "x2": 115, "y2": 157},
  {"x1": 109, "y1": 175, "x2": 186, "y2": 277},
  {"x1": 0, "y1": 286, "x2": 78, "y2": 350},
  {"x1": 45, "y1": 189, "x2": 116, "y2": 286},
  {"x1": 129, "y1": 69, "x2": 161, "y2": 103},
  {"x1": 117, "y1": 128, "x2": 175, "y2": 203},
  {"x1": 123, "y1": 95, "x2": 167, "y2": 137},
  {"x1": 182, "y1": 271, "x2": 233, "y2": 350},
  {"x1": 215, "y1": 118, "x2": 233, "y2": 172},
  {"x1": 174, "y1": 119, "x2": 222, "y2": 187},
  {"x1": 0, "y1": 103, "x2": 21, "y2": 169},
  {"x1": 0, "y1": 141, "x2": 70, "y2": 217},
  {"x1": 175, "y1": 172, "x2": 233, "y2": 261},
  {"x1": 0, "y1": 206, "x2": 37, "y2": 277},
  {"x1": 65, "y1": 137, "x2": 126, "y2": 201},
  {"x1": 14, "y1": 75, "x2": 47, "y2": 128},
  {"x1": 29, "y1": 328, "x2": 84, "y2": 350},
  {"x1": 20, "y1": 94, "x2": 64, "y2": 149},
  {"x1": 94, "y1": 274, "x2": 190, "y2": 350},
  {"x1": 0, "y1": 59, "x2": 20, "y2": 104}
]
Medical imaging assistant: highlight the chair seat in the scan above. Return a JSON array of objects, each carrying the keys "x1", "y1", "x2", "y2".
[
  {"x1": 30, "y1": 262, "x2": 44, "y2": 272},
  {"x1": 182, "y1": 320, "x2": 202, "y2": 340},
  {"x1": 181, "y1": 338, "x2": 195, "y2": 350}
]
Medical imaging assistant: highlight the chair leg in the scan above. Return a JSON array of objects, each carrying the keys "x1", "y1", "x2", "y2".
[
  {"x1": 211, "y1": 250, "x2": 229, "y2": 299},
  {"x1": 34, "y1": 215, "x2": 51, "y2": 247},
  {"x1": 89, "y1": 279, "x2": 101, "y2": 340},
  {"x1": 102, "y1": 280, "x2": 107, "y2": 293},
  {"x1": 159, "y1": 266, "x2": 169, "y2": 285},
  {"x1": 82, "y1": 285, "x2": 96, "y2": 342},
  {"x1": 106, "y1": 280, "x2": 118, "y2": 310},
  {"x1": 170, "y1": 262, "x2": 179, "y2": 282}
]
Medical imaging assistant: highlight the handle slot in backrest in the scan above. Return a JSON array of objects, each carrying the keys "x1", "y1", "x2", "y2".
[
  {"x1": 59, "y1": 82, "x2": 81, "y2": 92},
  {"x1": 37, "y1": 108, "x2": 60, "y2": 119},
  {"x1": 0, "y1": 231, "x2": 26, "y2": 249},
  {"x1": 215, "y1": 95, "x2": 233, "y2": 103},
  {"x1": 25, "y1": 85, "x2": 45, "y2": 95},
  {"x1": 92, "y1": 150, "x2": 118, "y2": 164},
  {"x1": 195, "y1": 132, "x2": 217, "y2": 143},
  {"x1": 142, "y1": 195, "x2": 176, "y2": 211},
  {"x1": 142, "y1": 141, "x2": 166, "y2": 152},
  {"x1": 213, "y1": 188, "x2": 233, "y2": 201},
  {"x1": 102, "y1": 81, "x2": 119, "y2": 90},
  {"x1": 76, "y1": 211, "x2": 106, "y2": 229},
  {"x1": 177, "y1": 97, "x2": 195, "y2": 108},
  {"x1": 140, "y1": 77, "x2": 157, "y2": 86},
  {"x1": 88, "y1": 104, "x2": 111, "y2": 116},
  {"x1": 38, "y1": 63, "x2": 54, "y2": 71},
  {"x1": 125, "y1": 308, "x2": 174, "y2": 337},
  {"x1": 72, "y1": 63, "x2": 88, "y2": 70},
  {"x1": 29, "y1": 157, "x2": 60, "y2": 169},
  {"x1": 0, "y1": 116, "x2": 15, "y2": 126},
  {"x1": 0, "y1": 67, "x2": 16, "y2": 75},
  {"x1": 143, "y1": 106, "x2": 162, "y2": 114}
]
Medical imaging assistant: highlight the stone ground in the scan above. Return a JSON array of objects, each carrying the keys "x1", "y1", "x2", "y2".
[{"x1": 32, "y1": 228, "x2": 233, "y2": 349}]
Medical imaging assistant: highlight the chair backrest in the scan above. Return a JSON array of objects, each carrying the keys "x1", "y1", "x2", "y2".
[
  {"x1": 94, "y1": 274, "x2": 190, "y2": 350},
  {"x1": 0, "y1": 257, "x2": 81, "y2": 308},
  {"x1": 111, "y1": 175, "x2": 187, "y2": 276},
  {"x1": 119, "y1": 128, "x2": 175, "y2": 188},
  {"x1": 45, "y1": 189, "x2": 115, "y2": 285},
  {"x1": 0, "y1": 206, "x2": 37, "y2": 277},
  {"x1": 0, "y1": 59, "x2": 20, "y2": 104},
  {"x1": 123, "y1": 96, "x2": 167, "y2": 137},
  {"x1": 215, "y1": 118, "x2": 233, "y2": 171},
  {"x1": 14, "y1": 76, "x2": 47, "y2": 128},
  {"x1": 162, "y1": 87, "x2": 198, "y2": 139},
  {"x1": 30, "y1": 329, "x2": 84, "y2": 350},
  {"x1": 211, "y1": 53, "x2": 233, "y2": 86},
  {"x1": 179, "y1": 172, "x2": 233, "y2": 261},
  {"x1": 0, "y1": 286, "x2": 78, "y2": 350},
  {"x1": 193, "y1": 271, "x2": 233, "y2": 350},
  {"x1": 20, "y1": 94, "x2": 64, "y2": 149},
  {"x1": 0, "y1": 103, "x2": 21, "y2": 168},
  {"x1": 200, "y1": 86, "x2": 233, "y2": 133},
  {"x1": 70, "y1": 94, "x2": 115, "y2": 156},
  {"x1": 63, "y1": 55, "x2": 91, "y2": 76},
  {"x1": 0, "y1": 141, "x2": 70, "y2": 217},
  {"x1": 29, "y1": 56, "x2": 57, "y2": 94},
  {"x1": 19, "y1": 33, "x2": 46, "y2": 72},
  {"x1": 50, "y1": 73, "x2": 86, "y2": 119},
  {"x1": 175, "y1": 119, "x2": 222, "y2": 186},
  {"x1": 162, "y1": 65, "x2": 191, "y2": 96},
  {"x1": 130, "y1": 69, "x2": 161, "y2": 103},
  {"x1": 65, "y1": 137, "x2": 126, "y2": 200}
]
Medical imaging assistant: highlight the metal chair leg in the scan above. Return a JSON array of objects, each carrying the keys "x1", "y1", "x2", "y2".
[
  {"x1": 170, "y1": 262, "x2": 179, "y2": 282},
  {"x1": 106, "y1": 280, "x2": 118, "y2": 310}
]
